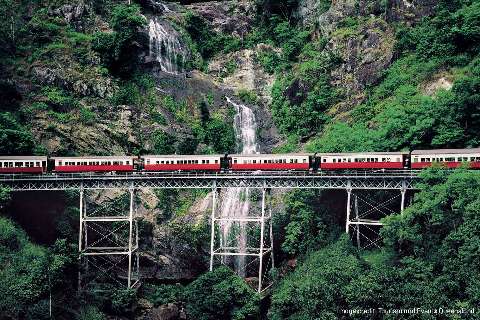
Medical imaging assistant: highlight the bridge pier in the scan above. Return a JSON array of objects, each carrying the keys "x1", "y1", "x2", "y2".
[
  {"x1": 209, "y1": 187, "x2": 274, "y2": 293},
  {"x1": 78, "y1": 186, "x2": 140, "y2": 290},
  {"x1": 345, "y1": 180, "x2": 411, "y2": 249}
]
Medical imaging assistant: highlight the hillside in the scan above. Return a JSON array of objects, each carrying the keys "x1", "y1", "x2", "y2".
[{"x1": 1, "y1": 0, "x2": 480, "y2": 319}]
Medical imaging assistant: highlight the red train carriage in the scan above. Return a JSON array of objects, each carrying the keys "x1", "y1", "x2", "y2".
[
  {"x1": 142, "y1": 155, "x2": 223, "y2": 171},
  {"x1": 230, "y1": 154, "x2": 312, "y2": 171},
  {"x1": 319, "y1": 152, "x2": 409, "y2": 170},
  {"x1": 411, "y1": 148, "x2": 480, "y2": 169},
  {"x1": 0, "y1": 156, "x2": 48, "y2": 174},
  {"x1": 52, "y1": 156, "x2": 135, "y2": 172}
]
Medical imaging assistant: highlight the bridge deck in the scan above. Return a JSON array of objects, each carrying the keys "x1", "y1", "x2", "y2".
[{"x1": 0, "y1": 170, "x2": 421, "y2": 191}]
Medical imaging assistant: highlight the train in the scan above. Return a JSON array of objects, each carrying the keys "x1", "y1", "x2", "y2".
[{"x1": 1, "y1": 148, "x2": 480, "y2": 174}]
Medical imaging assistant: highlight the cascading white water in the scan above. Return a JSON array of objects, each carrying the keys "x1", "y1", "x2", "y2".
[
  {"x1": 220, "y1": 97, "x2": 259, "y2": 277},
  {"x1": 149, "y1": 17, "x2": 185, "y2": 74}
]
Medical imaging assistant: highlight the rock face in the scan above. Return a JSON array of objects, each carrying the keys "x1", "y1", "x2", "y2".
[
  {"x1": 32, "y1": 66, "x2": 116, "y2": 99},
  {"x1": 187, "y1": 0, "x2": 255, "y2": 38},
  {"x1": 386, "y1": 0, "x2": 438, "y2": 25},
  {"x1": 147, "y1": 304, "x2": 180, "y2": 320},
  {"x1": 207, "y1": 46, "x2": 281, "y2": 152},
  {"x1": 328, "y1": 17, "x2": 395, "y2": 115},
  {"x1": 292, "y1": 1, "x2": 398, "y2": 116},
  {"x1": 52, "y1": 0, "x2": 91, "y2": 31},
  {"x1": 297, "y1": 0, "x2": 437, "y2": 28}
]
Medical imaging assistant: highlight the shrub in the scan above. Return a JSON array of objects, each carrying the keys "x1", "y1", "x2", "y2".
[{"x1": 183, "y1": 266, "x2": 260, "y2": 320}]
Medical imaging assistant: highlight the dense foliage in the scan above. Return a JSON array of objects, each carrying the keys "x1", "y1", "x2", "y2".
[
  {"x1": 183, "y1": 266, "x2": 260, "y2": 320},
  {"x1": 270, "y1": 169, "x2": 480, "y2": 319},
  {"x1": 305, "y1": 0, "x2": 480, "y2": 152},
  {"x1": 142, "y1": 266, "x2": 260, "y2": 320},
  {"x1": 93, "y1": 4, "x2": 146, "y2": 78},
  {"x1": 2, "y1": 0, "x2": 480, "y2": 319},
  {"x1": 0, "y1": 216, "x2": 77, "y2": 319}
]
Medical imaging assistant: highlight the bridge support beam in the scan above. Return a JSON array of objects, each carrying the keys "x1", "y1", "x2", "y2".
[
  {"x1": 210, "y1": 187, "x2": 274, "y2": 293},
  {"x1": 78, "y1": 188, "x2": 140, "y2": 290},
  {"x1": 400, "y1": 181, "x2": 407, "y2": 213},
  {"x1": 346, "y1": 181, "x2": 412, "y2": 249}
]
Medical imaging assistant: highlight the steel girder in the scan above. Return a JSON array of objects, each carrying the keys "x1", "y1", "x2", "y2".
[{"x1": 0, "y1": 174, "x2": 420, "y2": 191}]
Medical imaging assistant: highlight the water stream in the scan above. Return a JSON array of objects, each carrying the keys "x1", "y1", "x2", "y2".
[
  {"x1": 220, "y1": 97, "x2": 259, "y2": 277},
  {"x1": 148, "y1": 17, "x2": 186, "y2": 74}
]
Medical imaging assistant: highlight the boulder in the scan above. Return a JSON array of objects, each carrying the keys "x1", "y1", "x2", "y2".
[{"x1": 148, "y1": 303, "x2": 179, "y2": 320}]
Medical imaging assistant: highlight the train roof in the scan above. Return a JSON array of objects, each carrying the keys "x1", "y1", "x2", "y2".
[
  {"x1": 0, "y1": 156, "x2": 47, "y2": 160},
  {"x1": 230, "y1": 153, "x2": 312, "y2": 157},
  {"x1": 317, "y1": 152, "x2": 407, "y2": 156},
  {"x1": 51, "y1": 156, "x2": 135, "y2": 160},
  {"x1": 141, "y1": 154, "x2": 224, "y2": 158},
  {"x1": 411, "y1": 148, "x2": 480, "y2": 155}
]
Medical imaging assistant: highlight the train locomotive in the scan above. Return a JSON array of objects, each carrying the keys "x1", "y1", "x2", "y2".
[{"x1": 1, "y1": 148, "x2": 480, "y2": 174}]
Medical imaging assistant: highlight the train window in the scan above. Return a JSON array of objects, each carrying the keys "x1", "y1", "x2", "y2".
[
  {"x1": 15, "y1": 162, "x2": 22, "y2": 167},
  {"x1": 215, "y1": 160, "x2": 218, "y2": 164},
  {"x1": 0, "y1": 163, "x2": 2, "y2": 168}
]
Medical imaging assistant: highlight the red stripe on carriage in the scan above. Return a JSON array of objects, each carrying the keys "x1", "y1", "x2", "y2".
[
  {"x1": 321, "y1": 162, "x2": 404, "y2": 170},
  {"x1": 54, "y1": 165, "x2": 134, "y2": 172},
  {"x1": 144, "y1": 164, "x2": 221, "y2": 171},
  {"x1": 231, "y1": 163, "x2": 310, "y2": 170},
  {"x1": 0, "y1": 167, "x2": 45, "y2": 173}
]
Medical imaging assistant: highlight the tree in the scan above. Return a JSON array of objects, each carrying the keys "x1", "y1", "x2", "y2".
[
  {"x1": 381, "y1": 168, "x2": 480, "y2": 311},
  {"x1": 0, "y1": 218, "x2": 76, "y2": 319},
  {"x1": 183, "y1": 266, "x2": 260, "y2": 320},
  {"x1": 269, "y1": 236, "x2": 361, "y2": 320},
  {"x1": 93, "y1": 4, "x2": 146, "y2": 78}
]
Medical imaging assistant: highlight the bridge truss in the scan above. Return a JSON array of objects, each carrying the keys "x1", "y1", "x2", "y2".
[{"x1": 0, "y1": 171, "x2": 420, "y2": 292}]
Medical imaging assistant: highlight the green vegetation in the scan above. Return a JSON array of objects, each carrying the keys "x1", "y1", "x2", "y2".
[
  {"x1": 182, "y1": 12, "x2": 241, "y2": 69},
  {"x1": 183, "y1": 266, "x2": 260, "y2": 320},
  {"x1": 270, "y1": 169, "x2": 480, "y2": 318},
  {"x1": 92, "y1": 4, "x2": 146, "y2": 78},
  {"x1": 142, "y1": 267, "x2": 259, "y2": 319},
  {"x1": 271, "y1": 42, "x2": 339, "y2": 138},
  {"x1": 0, "y1": 217, "x2": 77, "y2": 319},
  {"x1": 0, "y1": 112, "x2": 38, "y2": 155},
  {"x1": 237, "y1": 89, "x2": 258, "y2": 105},
  {"x1": 306, "y1": 1, "x2": 480, "y2": 152}
]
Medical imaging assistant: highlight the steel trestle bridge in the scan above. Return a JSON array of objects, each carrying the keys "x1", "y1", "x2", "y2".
[
  {"x1": 0, "y1": 170, "x2": 422, "y2": 292},
  {"x1": 0, "y1": 170, "x2": 420, "y2": 191}
]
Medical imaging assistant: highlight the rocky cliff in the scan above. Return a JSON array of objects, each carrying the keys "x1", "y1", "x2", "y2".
[{"x1": 2, "y1": 0, "x2": 442, "y2": 284}]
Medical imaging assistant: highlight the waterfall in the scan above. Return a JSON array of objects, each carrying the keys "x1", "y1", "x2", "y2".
[
  {"x1": 220, "y1": 97, "x2": 259, "y2": 277},
  {"x1": 148, "y1": 17, "x2": 186, "y2": 74}
]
